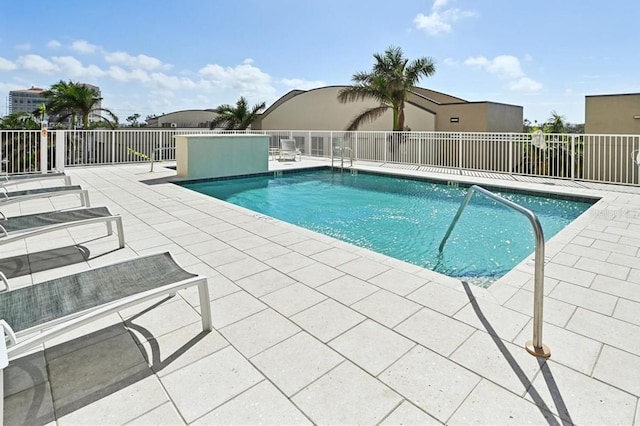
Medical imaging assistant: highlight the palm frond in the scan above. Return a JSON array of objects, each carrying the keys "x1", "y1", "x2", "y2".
[{"x1": 345, "y1": 106, "x2": 389, "y2": 131}]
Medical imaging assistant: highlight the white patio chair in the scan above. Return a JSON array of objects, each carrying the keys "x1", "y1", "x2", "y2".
[
  {"x1": 279, "y1": 139, "x2": 302, "y2": 161},
  {"x1": 0, "y1": 185, "x2": 90, "y2": 208}
]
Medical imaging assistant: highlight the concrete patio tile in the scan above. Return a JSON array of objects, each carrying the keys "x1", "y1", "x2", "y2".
[
  {"x1": 287, "y1": 262, "x2": 345, "y2": 287},
  {"x1": 292, "y1": 362, "x2": 401, "y2": 425},
  {"x1": 593, "y1": 345, "x2": 640, "y2": 397},
  {"x1": 136, "y1": 243, "x2": 188, "y2": 257},
  {"x1": 215, "y1": 256, "x2": 271, "y2": 281},
  {"x1": 550, "y1": 251, "x2": 579, "y2": 267},
  {"x1": 394, "y1": 308, "x2": 475, "y2": 357},
  {"x1": 450, "y1": 330, "x2": 544, "y2": 395},
  {"x1": 267, "y1": 231, "x2": 310, "y2": 246},
  {"x1": 336, "y1": 257, "x2": 391, "y2": 280},
  {"x1": 291, "y1": 299, "x2": 365, "y2": 342},
  {"x1": 44, "y1": 317, "x2": 126, "y2": 357},
  {"x1": 287, "y1": 238, "x2": 333, "y2": 256},
  {"x1": 351, "y1": 289, "x2": 422, "y2": 328},
  {"x1": 380, "y1": 400, "x2": 441, "y2": 425},
  {"x1": 567, "y1": 308, "x2": 640, "y2": 354},
  {"x1": 317, "y1": 274, "x2": 379, "y2": 305},
  {"x1": 198, "y1": 247, "x2": 248, "y2": 268},
  {"x1": 594, "y1": 240, "x2": 638, "y2": 256},
  {"x1": 161, "y1": 346, "x2": 264, "y2": 423},
  {"x1": 56, "y1": 375, "x2": 169, "y2": 426},
  {"x1": 244, "y1": 242, "x2": 291, "y2": 261},
  {"x1": 590, "y1": 274, "x2": 640, "y2": 302},
  {"x1": 329, "y1": 320, "x2": 415, "y2": 376},
  {"x1": 544, "y1": 262, "x2": 596, "y2": 287},
  {"x1": 265, "y1": 251, "x2": 315, "y2": 274},
  {"x1": 226, "y1": 234, "x2": 270, "y2": 251},
  {"x1": 563, "y1": 243, "x2": 609, "y2": 261},
  {"x1": 448, "y1": 379, "x2": 559, "y2": 425},
  {"x1": 124, "y1": 234, "x2": 173, "y2": 251},
  {"x1": 260, "y1": 282, "x2": 327, "y2": 317},
  {"x1": 310, "y1": 247, "x2": 361, "y2": 267},
  {"x1": 613, "y1": 298, "x2": 640, "y2": 326},
  {"x1": 126, "y1": 401, "x2": 185, "y2": 425},
  {"x1": 213, "y1": 227, "x2": 256, "y2": 243},
  {"x1": 220, "y1": 309, "x2": 300, "y2": 358},
  {"x1": 124, "y1": 297, "x2": 202, "y2": 344},
  {"x1": 504, "y1": 288, "x2": 576, "y2": 328},
  {"x1": 629, "y1": 268, "x2": 640, "y2": 284},
  {"x1": 234, "y1": 268, "x2": 295, "y2": 298},
  {"x1": 138, "y1": 321, "x2": 229, "y2": 377},
  {"x1": 210, "y1": 291, "x2": 268, "y2": 329},
  {"x1": 574, "y1": 257, "x2": 630, "y2": 280},
  {"x1": 251, "y1": 332, "x2": 343, "y2": 396},
  {"x1": 368, "y1": 268, "x2": 428, "y2": 296},
  {"x1": 4, "y1": 351, "x2": 47, "y2": 398},
  {"x1": 47, "y1": 331, "x2": 150, "y2": 415},
  {"x1": 525, "y1": 360, "x2": 637, "y2": 425},
  {"x1": 182, "y1": 238, "x2": 231, "y2": 256},
  {"x1": 171, "y1": 230, "x2": 217, "y2": 247},
  {"x1": 4, "y1": 382, "x2": 55, "y2": 426},
  {"x1": 380, "y1": 345, "x2": 480, "y2": 423},
  {"x1": 194, "y1": 380, "x2": 311, "y2": 425},
  {"x1": 453, "y1": 298, "x2": 531, "y2": 341},
  {"x1": 407, "y1": 281, "x2": 470, "y2": 315},
  {"x1": 549, "y1": 281, "x2": 617, "y2": 315}
]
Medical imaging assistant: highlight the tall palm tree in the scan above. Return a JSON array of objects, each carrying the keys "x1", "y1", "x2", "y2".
[
  {"x1": 43, "y1": 80, "x2": 118, "y2": 129},
  {"x1": 338, "y1": 46, "x2": 436, "y2": 131},
  {"x1": 209, "y1": 96, "x2": 266, "y2": 130}
]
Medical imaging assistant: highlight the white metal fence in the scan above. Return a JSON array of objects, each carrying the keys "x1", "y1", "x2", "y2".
[{"x1": 1, "y1": 129, "x2": 639, "y2": 185}]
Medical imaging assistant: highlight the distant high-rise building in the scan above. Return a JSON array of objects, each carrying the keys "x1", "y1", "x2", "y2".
[
  {"x1": 8, "y1": 86, "x2": 47, "y2": 115},
  {"x1": 8, "y1": 83, "x2": 103, "y2": 126}
]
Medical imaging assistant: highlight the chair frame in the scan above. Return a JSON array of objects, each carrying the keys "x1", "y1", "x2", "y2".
[
  {"x1": 1, "y1": 171, "x2": 72, "y2": 187},
  {"x1": 0, "y1": 251, "x2": 212, "y2": 420},
  {"x1": 0, "y1": 185, "x2": 90, "y2": 208},
  {"x1": 0, "y1": 206, "x2": 125, "y2": 249}
]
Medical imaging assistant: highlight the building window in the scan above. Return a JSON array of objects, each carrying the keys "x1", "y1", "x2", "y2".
[
  {"x1": 311, "y1": 136, "x2": 324, "y2": 156},
  {"x1": 450, "y1": 117, "x2": 460, "y2": 123}
]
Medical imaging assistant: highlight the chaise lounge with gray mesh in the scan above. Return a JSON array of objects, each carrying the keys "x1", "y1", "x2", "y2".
[
  {"x1": 0, "y1": 251, "x2": 212, "y2": 419},
  {"x1": 1, "y1": 171, "x2": 72, "y2": 187},
  {"x1": 0, "y1": 206, "x2": 124, "y2": 248},
  {"x1": 0, "y1": 185, "x2": 90, "y2": 208}
]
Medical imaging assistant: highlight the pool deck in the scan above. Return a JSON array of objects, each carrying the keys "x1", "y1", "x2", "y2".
[{"x1": 3, "y1": 158, "x2": 640, "y2": 425}]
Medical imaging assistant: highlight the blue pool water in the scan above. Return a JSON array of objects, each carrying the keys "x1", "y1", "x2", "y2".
[{"x1": 181, "y1": 170, "x2": 594, "y2": 286}]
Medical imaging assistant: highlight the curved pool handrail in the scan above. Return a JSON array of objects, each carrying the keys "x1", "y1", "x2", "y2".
[{"x1": 438, "y1": 185, "x2": 550, "y2": 358}]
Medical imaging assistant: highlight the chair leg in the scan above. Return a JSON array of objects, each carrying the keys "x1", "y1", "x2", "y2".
[
  {"x1": 197, "y1": 279, "x2": 212, "y2": 331},
  {"x1": 116, "y1": 217, "x2": 125, "y2": 249}
]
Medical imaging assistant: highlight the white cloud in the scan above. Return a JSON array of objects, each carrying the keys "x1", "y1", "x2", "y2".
[
  {"x1": 16, "y1": 54, "x2": 59, "y2": 73},
  {"x1": 47, "y1": 40, "x2": 62, "y2": 49},
  {"x1": 280, "y1": 78, "x2": 326, "y2": 90},
  {"x1": 15, "y1": 43, "x2": 31, "y2": 51},
  {"x1": 71, "y1": 40, "x2": 98, "y2": 54},
  {"x1": 107, "y1": 65, "x2": 151, "y2": 83},
  {"x1": 414, "y1": 1, "x2": 475, "y2": 36},
  {"x1": 0, "y1": 57, "x2": 17, "y2": 71},
  {"x1": 443, "y1": 57, "x2": 457, "y2": 66},
  {"x1": 465, "y1": 55, "x2": 523, "y2": 78},
  {"x1": 52, "y1": 56, "x2": 105, "y2": 78},
  {"x1": 508, "y1": 77, "x2": 542, "y2": 92},
  {"x1": 465, "y1": 54, "x2": 542, "y2": 93},
  {"x1": 104, "y1": 51, "x2": 171, "y2": 71},
  {"x1": 198, "y1": 60, "x2": 276, "y2": 99}
]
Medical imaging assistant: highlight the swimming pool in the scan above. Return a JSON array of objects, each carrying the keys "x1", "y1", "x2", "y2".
[{"x1": 181, "y1": 169, "x2": 594, "y2": 286}]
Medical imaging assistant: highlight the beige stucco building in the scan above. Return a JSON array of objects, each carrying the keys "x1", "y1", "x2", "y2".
[
  {"x1": 146, "y1": 110, "x2": 217, "y2": 128},
  {"x1": 585, "y1": 93, "x2": 640, "y2": 134},
  {"x1": 253, "y1": 86, "x2": 523, "y2": 132}
]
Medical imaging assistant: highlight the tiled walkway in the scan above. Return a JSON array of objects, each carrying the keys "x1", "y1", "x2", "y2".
[{"x1": 3, "y1": 159, "x2": 640, "y2": 425}]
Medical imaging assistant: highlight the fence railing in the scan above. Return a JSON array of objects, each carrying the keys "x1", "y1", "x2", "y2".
[{"x1": 0, "y1": 129, "x2": 638, "y2": 185}]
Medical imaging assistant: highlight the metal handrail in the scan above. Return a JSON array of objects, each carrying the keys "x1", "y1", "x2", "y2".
[
  {"x1": 438, "y1": 185, "x2": 550, "y2": 358},
  {"x1": 331, "y1": 146, "x2": 353, "y2": 169},
  {"x1": 149, "y1": 147, "x2": 176, "y2": 172}
]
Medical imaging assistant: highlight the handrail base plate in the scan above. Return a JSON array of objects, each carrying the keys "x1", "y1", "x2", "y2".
[{"x1": 525, "y1": 340, "x2": 551, "y2": 358}]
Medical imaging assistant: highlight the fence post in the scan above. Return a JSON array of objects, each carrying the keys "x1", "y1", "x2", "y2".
[
  {"x1": 40, "y1": 128, "x2": 48, "y2": 173},
  {"x1": 384, "y1": 132, "x2": 388, "y2": 163},
  {"x1": 570, "y1": 135, "x2": 575, "y2": 181},
  {"x1": 111, "y1": 130, "x2": 116, "y2": 165},
  {"x1": 508, "y1": 133, "x2": 514, "y2": 176},
  {"x1": 458, "y1": 132, "x2": 463, "y2": 174},
  {"x1": 55, "y1": 130, "x2": 66, "y2": 171}
]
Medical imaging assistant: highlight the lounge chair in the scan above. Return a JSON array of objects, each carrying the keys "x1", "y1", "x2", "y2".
[
  {"x1": 1, "y1": 171, "x2": 72, "y2": 187},
  {"x1": 279, "y1": 139, "x2": 302, "y2": 161},
  {"x1": 0, "y1": 251, "x2": 212, "y2": 419},
  {"x1": 0, "y1": 185, "x2": 90, "y2": 208},
  {"x1": 0, "y1": 206, "x2": 124, "y2": 248}
]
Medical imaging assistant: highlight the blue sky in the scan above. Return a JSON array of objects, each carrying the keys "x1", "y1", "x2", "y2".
[{"x1": 0, "y1": 0, "x2": 637, "y2": 125}]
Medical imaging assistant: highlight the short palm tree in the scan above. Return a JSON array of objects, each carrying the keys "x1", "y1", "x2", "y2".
[
  {"x1": 209, "y1": 96, "x2": 266, "y2": 130},
  {"x1": 0, "y1": 112, "x2": 40, "y2": 130},
  {"x1": 43, "y1": 80, "x2": 118, "y2": 129},
  {"x1": 338, "y1": 46, "x2": 436, "y2": 131}
]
